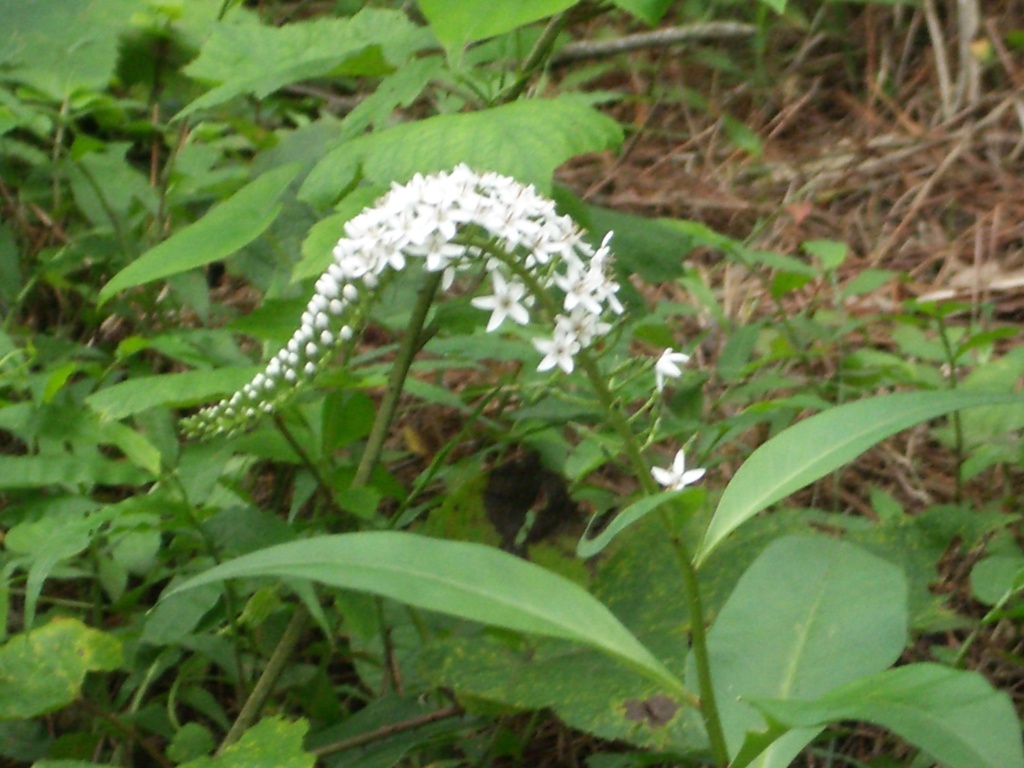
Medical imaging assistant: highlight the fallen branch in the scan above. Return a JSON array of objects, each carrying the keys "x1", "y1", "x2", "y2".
[{"x1": 552, "y1": 21, "x2": 756, "y2": 65}]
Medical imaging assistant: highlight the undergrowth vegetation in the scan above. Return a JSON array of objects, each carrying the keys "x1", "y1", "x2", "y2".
[{"x1": 1, "y1": 1, "x2": 1023, "y2": 767}]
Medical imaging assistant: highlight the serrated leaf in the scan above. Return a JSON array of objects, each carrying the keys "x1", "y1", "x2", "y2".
[
  {"x1": 299, "y1": 97, "x2": 622, "y2": 207},
  {"x1": 86, "y1": 367, "x2": 261, "y2": 421},
  {"x1": 0, "y1": 618, "x2": 122, "y2": 719},
  {"x1": 750, "y1": 664, "x2": 1024, "y2": 768},
  {"x1": 165, "y1": 531, "x2": 688, "y2": 697},
  {"x1": 696, "y1": 390, "x2": 1024, "y2": 565},
  {"x1": 98, "y1": 165, "x2": 298, "y2": 304},
  {"x1": 418, "y1": 0, "x2": 577, "y2": 51},
  {"x1": 0, "y1": 455, "x2": 150, "y2": 489},
  {"x1": 179, "y1": 9, "x2": 432, "y2": 117},
  {"x1": 0, "y1": 0, "x2": 138, "y2": 98}
]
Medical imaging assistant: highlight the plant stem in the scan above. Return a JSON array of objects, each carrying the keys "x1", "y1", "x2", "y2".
[
  {"x1": 218, "y1": 607, "x2": 308, "y2": 751},
  {"x1": 272, "y1": 413, "x2": 346, "y2": 520},
  {"x1": 218, "y1": 270, "x2": 443, "y2": 751},
  {"x1": 354, "y1": 269, "x2": 444, "y2": 487},
  {"x1": 576, "y1": 351, "x2": 730, "y2": 766},
  {"x1": 482, "y1": 239, "x2": 727, "y2": 759}
]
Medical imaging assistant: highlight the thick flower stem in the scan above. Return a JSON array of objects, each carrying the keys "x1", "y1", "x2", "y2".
[{"x1": 576, "y1": 352, "x2": 729, "y2": 767}]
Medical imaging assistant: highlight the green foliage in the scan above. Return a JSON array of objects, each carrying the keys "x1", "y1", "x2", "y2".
[
  {"x1": 751, "y1": 665, "x2": 1023, "y2": 768},
  {"x1": 698, "y1": 390, "x2": 1024, "y2": 564},
  {"x1": 2, "y1": 0, "x2": 1022, "y2": 766},
  {"x1": 299, "y1": 97, "x2": 623, "y2": 207},
  {"x1": 698, "y1": 535, "x2": 908, "y2": 766},
  {"x1": 166, "y1": 531, "x2": 686, "y2": 696},
  {"x1": 99, "y1": 165, "x2": 299, "y2": 302},
  {"x1": 179, "y1": 717, "x2": 313, "y2": 768},
  {"x1": 0, "y1": 618, "x2": 122, "y2": 719}
]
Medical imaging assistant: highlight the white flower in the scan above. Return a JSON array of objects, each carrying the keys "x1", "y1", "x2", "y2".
[
  {"x1": 182, "y1": 165, "x2": 626, "y2": 438},
  {"x1": 651, "y1": 449, "x2": 705, "y2": 491},
  {"x1": 533, "y1": 320, "x2": 581, "y2": 374},
  {"x1": 471, "y1": 270, "x2": 531, "y2": 331},
  {"x1": 655, "y1": 348, "x2": 691, "y2": 392}
]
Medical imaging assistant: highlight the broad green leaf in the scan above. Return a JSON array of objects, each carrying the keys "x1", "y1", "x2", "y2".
[
  {"x1": 583, "y1": 206, "x2": 732, "y2": 283},
  {"x1": 165, "y1": 531, "x2": 688, "y2": 697},
  {"x1": 179, "y1": 10, "x2": 431, "y2": 118},
  {"x1": 180, "y1": 717, "x2": 313, "y2": 768},
  {"x1": 98, "y1": 165, "x2": 299, "y2": 304},
  {"x1": 100, "y1": 420, "x2": 162, "y2": 475},
  {"x1": 422, "y1": 516, "x2": 704, "y2": 753},
  {"x1": 693, "y1": 535, "x2": 907, "y2": 767},
  {"x1": 0, "y1": 0, "x2": 137, "y2": 98},
  {"x1": 696, "y1": 390, "x2": 1024, "y2": 565},
  {"x1": 751, "y1": 664, "x2": 1024, "y2": 768},
  {"x1": 300, "y1": 97, "x2": 622, "y2": 207},
  {"x1": 0, "y1": 455, "x2": 150, "y2": 489},
  {"x1": 0, "y1": 618, "x2": 122, "y2": 719},
  {"x1": 86, "y1": 367, "x2": 261, "y2": 421},
  {"x1": 418, "y1": 0, "x2": 577, "y2": 51}
]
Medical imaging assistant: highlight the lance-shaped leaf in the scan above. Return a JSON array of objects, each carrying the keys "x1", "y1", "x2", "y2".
[
  {"x1": 696, "y1": 390, "x2": 1024, "y2": 565},
  {"x1": 99, "y1": 165, "x2": 298, "y2": 305},
  {"x1": 418, "y1": 0, "x2": 577, "y2": 51},
  {"x1": 165, "y1": 531, "x2": 689, "y2": 698}
]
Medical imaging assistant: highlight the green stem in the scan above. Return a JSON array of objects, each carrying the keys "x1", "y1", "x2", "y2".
[
  {"x1": 217, "y1": 607, "x2": 308, "y2": 751},
  {"x1": 354, "y1": 269, "x2": 444, "y2": 487},
  {"x1": 487, "y1": 241, "x2": 728, "y2": 763},
  {"x1": 272, "y1": 414, "x2": 346, "y2": 521},
  {"x1": 575, "y1": 352, "x2": 729, "y2": 766},
  {"x1": 218, "y1": 270, "x2": 443, "y2": 752}
]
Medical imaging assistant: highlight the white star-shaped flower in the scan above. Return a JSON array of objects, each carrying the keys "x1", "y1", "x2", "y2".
[
  {"x1": 655, "y1": 348, "x2": 691, "y2": 392},
  {"x1": 471, "y1": 271, "x2": 531, "y2": 332},
  {"x1": 533, "y1": 322, "x2": 581, "y2": 374},
  {"x1": 651, "y1": 449, "x2": 705, "y2": 491}
]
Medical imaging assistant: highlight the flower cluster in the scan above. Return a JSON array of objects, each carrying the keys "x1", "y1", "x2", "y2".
[{"x1": 183, "y1": 164, "x2": 625, "y2": 437}]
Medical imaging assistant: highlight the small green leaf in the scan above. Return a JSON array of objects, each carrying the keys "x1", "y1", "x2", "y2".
[
  {"x1": 0, "y1": 618, "x2": 122, "y2": 720},
  {"x1": 577, "y1": 490, "x2": 683, "y2": 558},
  {"x1": 418, "y1": 0, "x2": 577, "y2": 51},
  {"x1": 751, "y1": 664, "x2": 1024, "y2": 768},
  {"x1": 696, "y1": 390, "x2": 1024, "y2": 565},
  {"x1": 165, "y1": 532, "x2": 688, "y2": 697},
  {"x1": 86, "y1": 367, "x2": 262, "y2": 421},
  {"x1": 98, "y1": 165, "x2": 299, "y2": 304},
  {"x1": 179, "y1": 717, "x2": 313, "y2": 768},
  {"x1": 609, "y1": 0, "x2": 674, "y2": 24},
  {"x1": 801, "y1": 239, "x2": 846, "y2": 271}
]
